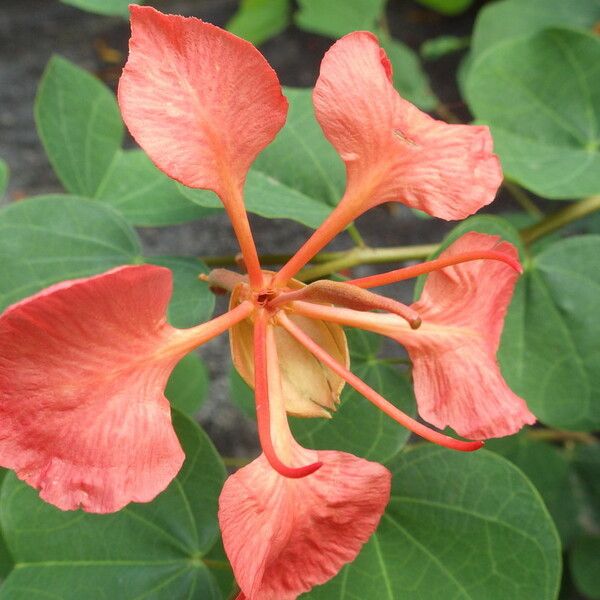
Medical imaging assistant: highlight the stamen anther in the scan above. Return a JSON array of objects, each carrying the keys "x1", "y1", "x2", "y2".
[{"x1": 271, "y1": 279, "x2": 422, "y2": 329}]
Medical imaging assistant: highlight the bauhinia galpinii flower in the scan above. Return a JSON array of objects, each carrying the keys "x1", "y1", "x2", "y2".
[{"x1": 0, "y1": 6, "x2": 536, "y2": 600}]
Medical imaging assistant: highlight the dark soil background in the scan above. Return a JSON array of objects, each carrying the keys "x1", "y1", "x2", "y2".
[{"x1": 0, "y1": 0, "x2": 519, "y2": 456}]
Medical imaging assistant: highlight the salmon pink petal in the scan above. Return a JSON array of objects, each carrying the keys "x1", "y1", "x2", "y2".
[
  {"x1": 313, "y1": 31, "x2": 502, "y2": 221},
  {"x1": 219, "y1": 449, "x2": 391, "y2": 600},
  {"x1": 118, "y1": 5, "x2": 288, "y2": 197},
  {"x1": 404, "y1": 232, "x2": 535, "y2": 438},
  {"x1": 0, "y1": 265, "x2": 186, "y2": 513}
]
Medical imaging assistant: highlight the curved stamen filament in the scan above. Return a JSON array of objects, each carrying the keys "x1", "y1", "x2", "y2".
[
  {"x1": 349, "y1": 250, "x2": 522, "y2": 289},
  {"x1": 254, "y1": 310, "x2": 323, "y2": 478},
  {"x1": 270, "y1": 279, "x2": 421, "y2": 329},
  {"x1": 278, "y1": 312, "x2": 483, "y2": 452}
]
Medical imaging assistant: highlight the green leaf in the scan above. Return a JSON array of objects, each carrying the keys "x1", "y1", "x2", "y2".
[
  {"x1": 166, "y1": 353, "x2": 210, "y2": 416},
  {"x1": 35, "y1": 56, "x2": 124, "y2": 197},
  {"x1": 380, "y1": 36, "x2": 437, "y2": 110},
  {"x1": 471, "y1": 0, "x2": 600, "y2": 60},
  {"x1": 499, "y1": 236, "x2": 600, "y2": 431},
  {"x1": 291, "y1": 329, "x2": 415, "y2": 463},
  {"x1": 59, "y1": 0, "x2": 138, "y2": 17},
  {"x1": 146, "y1": 256, "x2": 215, "y2": 328},
  {"x1": 0, "y1": 470, "x2": 14, "y2": 582},
  {"x1": 465, "y1": 29, "x2": 600, "y2": 199},
  {"x1": 229, "y1": 368, "x2": 256, "y2": 420},
  {"x1": 227, "y1": 0, "x2": 290, "y2": 45},
  {"x1": 415, "y1": 0, "x2": 473, "y2": 15},
  {"x1": 304, "y1": 447, "x2": 561, "y2": 600},
  {"x1": 95, "y1": 150, "x2": 218, "y2": 226},
  {"x1": 295, "y1": 0, "x2": 386, "y2": 38},
  {"x1": 0, "y1": 159, "x2": 8, "y2": 197},
  {"x1": 0, "y1": 196, "x2": 140, "y2": 310},
  {"x1": 421, "y1": 35, "x2": 470, "y2": 61},
  {"x1": 570, "y1": 535, "x2": 600, "y2": 599},
  {"x1": 571, "y1": 443, "x2": 600, "y2": 525},
  {"x1": 0, "y1": 412, "x2": 226, "y2": 599},
  {"x1": 486, "y1": 434, "x2": 580, "y2": 546},
  {"x1": 180, "y1": 89, "x2": 340, "y2": 229},
  {"x1": 253, "y1": 87, "x2": 345, "y2": 206}
]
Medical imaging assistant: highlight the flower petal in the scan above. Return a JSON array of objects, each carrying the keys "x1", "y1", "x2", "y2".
[
  {"x1": 0, "y1": 265, "x2": 185, "y2": 513},
  {"x1": 118, "y1": 5, "x2": 288, "y2": 197},
  {"x1": 219, "y1": 449, "x2": 391, "y2": 600},
  {"x1": 313, "y1": 32, "x2": 502, "y2": 220},
  {"x1": 229, "y1": 281, "x2": 349, "y2": 418},
  {"x1": 404, "y1": 232, "x2": 535, "y2": 438}
]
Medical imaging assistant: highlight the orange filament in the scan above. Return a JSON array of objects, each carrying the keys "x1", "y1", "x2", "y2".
[
  {"x1": 254, "y1": 311, "x2": 323, "y2": 478},
  {"x1": 278, "y1": 312, "x2": 483, "y2": 453},
  {"x1": 349, "y1": 250, "x2": 522, "y2": 289}
]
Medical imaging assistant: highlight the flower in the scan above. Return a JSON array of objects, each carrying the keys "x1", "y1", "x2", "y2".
[{"x1": 0, "y1": 5, "x2": 534, "y2": 599}]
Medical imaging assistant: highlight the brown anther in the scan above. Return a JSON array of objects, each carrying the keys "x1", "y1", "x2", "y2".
[{"x1": 271, "y1": 279, "x2": 422, "y2": 328}]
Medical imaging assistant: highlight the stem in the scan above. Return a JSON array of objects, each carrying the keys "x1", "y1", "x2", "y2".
[
  {"x1": 503, "y1": 181, "x2": 543, "y2": 219},
  {"x1": 526, "y1": 429, "x2": 597, "y2": 445},
  {"x1": 521, "y1": 195, "x2": 600, "y2": 244},
  {"x1": 278, "y1": 312, "x2": 483, "y2": 452},
  {"x1": 347, "y1": 223, "x2": 367, "y2": 247},
  {"x1": 297, "y1": 244, "x2": 437, "y2": 281}
]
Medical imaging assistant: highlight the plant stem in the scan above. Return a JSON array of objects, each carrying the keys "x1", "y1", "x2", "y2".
[
  {"x1": 347, "y1": 222, "x2": 367, "y2": 247},
  {"x1": 521, "y1": 195, "x2": 600, "y2": 244},
  {"x1": 527, "y1": 429, "x2": 597, "y2": 445},
  {"x1": 503, "y1": 180, "x2": 544, "y2": 219},
  {"x1": 296, "y1": 243, "x2": 437, "y2": 281}
]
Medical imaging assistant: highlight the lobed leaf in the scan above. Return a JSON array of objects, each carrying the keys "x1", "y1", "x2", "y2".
[
  {"x1": 0, "y1": 412, "x2": 227, "y2": 599},
  {"x1": 35, "y1": 56, "x2": 123, "y2": 197},
  {"x1": 304, "y1": 447, "x2": 561, "y2": 600},
  {"x1": 466, "y1": 29, "x2": 600, "y2": 199}
]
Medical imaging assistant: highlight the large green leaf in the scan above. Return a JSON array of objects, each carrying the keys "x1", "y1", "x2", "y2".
[
  {"x1": 253, "y1": 87, "x2": 345, "y2": 206},
  {"x1": 465, "y1": 29, "x2": 600, "y2": 199},
  {"x1": 486, "y1": 434, "x2": 580, "y2": 546},
  {"x1": 415, "y1": 0, "x2": 473, "y2": 15},
  {"x1": 0, "y1": 159, "x2": 8, "y2": 198},
  {"x1": 227, "y1": 0, "x2": 290, "y2": 45},
  {"x1": 166, "y1": 353, "x2": 210, "y2": 416},
  {"x1": 471, "y1": 0, "x2": 600, "y2": 60},
  {"x1": 0, "y1": 197, "x2": 215, "y2": 332},
  {"x1": 291, "y1": 329, "x2": 416, "y2": 463},
  {"x1": 499, "y1": 236, "x2": 600, "y2": 431},
  {"x1": 380, "y1": 35, "x2": 437, "y2": 110},
  {"x1": 95, "y1": 150, "x2": 218, "y2": 226},
  {"x1": 304, "y1": 447, "x2": 561, "y2": 600},
  {"x1": 0, "y1": 196, "x2": 140, "y2": 309},
  {"x1": 295, "y1": 0, "x2": 386, "y2": 38},
  {"x1": 180, "y1": 88, "x2": 340, "y2": 229},
  {"x1": 146, "y1": 256, "x2": 215, "y2": 328},
  {"x1": 0, "y1": 412, "x2": 226, "y2": 599},
  {"x1": 59, "y1": 0, "x2": 138, "y2": 17},
  {"x1": 35, "y1": 56, "x2": 123, "y2": 197},
  {"x1": 570, "y1": 535, "x2": 600, "y2": 599},
  {"x1": 571, "y1": 443, "x2": 600, "y2": 526}
]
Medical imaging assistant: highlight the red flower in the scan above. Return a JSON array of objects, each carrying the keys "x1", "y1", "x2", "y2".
[{"x1": 0, "y1": 6, "x2": 533, "y2": 599}]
